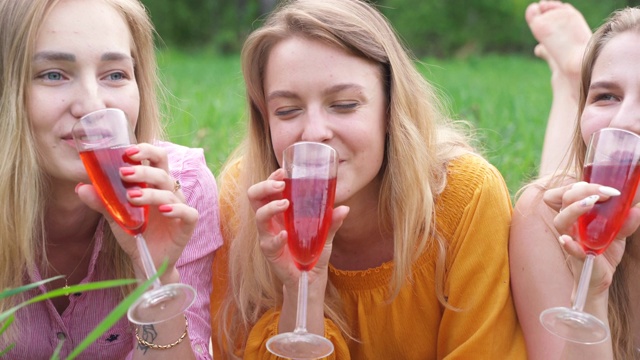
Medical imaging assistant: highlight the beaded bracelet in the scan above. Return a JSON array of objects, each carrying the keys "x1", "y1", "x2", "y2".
[{"x1": 135, "y1": 315, "x2": 188, "y2": 350}]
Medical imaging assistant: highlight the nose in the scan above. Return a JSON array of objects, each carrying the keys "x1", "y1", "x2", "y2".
[
  {"x1": 608, "y1": 98, "x2": 640, "y2": 134},
  {"x1": 300, "y1": 109, "x2": 333, "y2": 143},
  {"x1": 69, "y1": 78, "x2": 107, "y2": 119}
]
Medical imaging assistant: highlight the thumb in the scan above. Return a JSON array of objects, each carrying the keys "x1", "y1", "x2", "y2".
[
  {"x1": 76, "y1": 183, "x2": 109, "y2": 215},
  {"x1": 325, "y1": 205, "x2": 350, "y2": 247}
]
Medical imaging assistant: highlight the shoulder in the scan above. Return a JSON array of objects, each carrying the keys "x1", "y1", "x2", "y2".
[
  {"x1": 438, "y1": 154, "x2": 510, "y2": 211},
  {"x1": 435, "y1": 154, "x2": 511, "y2": 239},
  {"x1": 511, "y1": 175, "x2": 575, "y2": 235},
  {"x1": 445, "y1": 153, "x2": 506, "y2": 189},
  {"x1": 156, "y1": 141, "x2": 217, "y2": 192},
  {"x1": 157, "y1": 141, "x2": 207, "y2": 173}
]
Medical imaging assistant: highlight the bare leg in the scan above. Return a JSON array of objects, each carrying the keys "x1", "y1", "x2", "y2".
[{"x1": 525, "y1": 1, "x2": 592, "y2": 176}]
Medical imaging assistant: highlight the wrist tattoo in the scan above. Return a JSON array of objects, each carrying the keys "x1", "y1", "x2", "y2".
[{"x1": 136, "y1": 324, "x2": 157, "y2": 354}]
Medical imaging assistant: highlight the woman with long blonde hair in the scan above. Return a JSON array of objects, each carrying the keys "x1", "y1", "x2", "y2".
[
  {"x1": 0, "y1": 0, "x2": 221, "y2": 358},
  {"x1": 211, "y1": 0, "x2": 525, "y2": 358},
  {"x1": 512, "y1": 5, "x2": 640, "y2": 360}
]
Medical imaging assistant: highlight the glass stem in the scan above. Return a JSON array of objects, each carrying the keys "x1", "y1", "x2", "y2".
[
  {"x1": 293, "y1": 271, "x2": 309, "y2": 334},
  {"x1": 572, "y1": 253, "x2": 595, "y2": 312},
  {"x1": 135, "y1": 234, "x2": 162, "y2": 289}
]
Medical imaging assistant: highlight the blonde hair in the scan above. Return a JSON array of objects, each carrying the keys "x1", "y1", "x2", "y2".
[
  {"x1": 581, "y1": 7, "x2": 640, "y2": 360},
  {"x1": 536, "y1": 7, "x2": 640, "y2": 360},
  {"x1": 217, "y1": 0, "x2": 474, "y2": 355},
  {"x1": 0, "y1": 0, "x2": 164, "y2": 328}
]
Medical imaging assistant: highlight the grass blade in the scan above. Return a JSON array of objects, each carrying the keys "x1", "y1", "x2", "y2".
[
  {"x1": 0, "y1": 276, "x2": 64, "y2": 300},
  {"x1": 66, "y1": 261, "x2": 167, "y2": 360}
]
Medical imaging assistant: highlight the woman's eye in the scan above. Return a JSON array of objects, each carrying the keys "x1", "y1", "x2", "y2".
[
  {"x1": 332, "y1": 102, "x2": 358, "y2": 111},
  {"x1": 106, "y1": 72, "x2": 126, "y2": 81},
  {"x1": 39, "y1": 71, "x2": 63, "y2": 81},
  {"x1": 591, "y1": 93, "x2": 617, "y2": 103},
  {"x1": 274, "y1": 108, "x2": 300, "y2": 117}
]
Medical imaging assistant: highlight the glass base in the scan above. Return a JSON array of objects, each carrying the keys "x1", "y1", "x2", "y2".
[
  {"x1": 540, "y1": 306, "x2": 610, "y2": 344},
  {"x1": 267, "y1": 331, "x2": 334, "y2": 359},
  {"x1": 127, "y1": 283, "x2": 196, "y2": 324}
]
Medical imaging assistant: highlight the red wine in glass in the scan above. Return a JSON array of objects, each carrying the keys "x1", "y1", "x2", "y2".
[
  {"x1": 73, "y1": 108, "x2": 196, "y2": 325},
  {"x1": 80, "y1": 146, "x2": 148, "y2": 235},
  {"x1": 579, "y1": 162, "x2": 640, "y2": 254},
  {"x1": 540, "y1": 128, "x2": 640, "y2": 344},
  {"x1": 284, "y1": 177, "x2": 337, "y2": 271},
  {"x1": 267, "y1": 141, "x2": 338, "y2": 359}
]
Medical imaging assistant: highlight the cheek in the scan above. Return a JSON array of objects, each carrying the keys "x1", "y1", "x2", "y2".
[
  {"x1": 580, "y1": 111, "x2": 609, "y2": 145},
  {"x1": 269, "y1": 122, "x2": 297, "y2": 166},
  {"x1": 123, "y1": 93, "x2": 140, "y2": 126}
]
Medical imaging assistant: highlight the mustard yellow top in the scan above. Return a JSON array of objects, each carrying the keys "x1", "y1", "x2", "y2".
[{"x1": 212, "y1": 154, "x2": 526, "y2": 359}]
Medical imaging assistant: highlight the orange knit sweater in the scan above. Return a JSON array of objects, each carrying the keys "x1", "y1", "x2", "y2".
[{"x1": 212, "y1": 154, "x2": 526, "y2": 359}]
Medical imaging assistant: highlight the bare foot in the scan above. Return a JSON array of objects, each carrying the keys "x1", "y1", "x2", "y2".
[{"x1": 525, "y1": 1, "x2": 592, "y2": 77}]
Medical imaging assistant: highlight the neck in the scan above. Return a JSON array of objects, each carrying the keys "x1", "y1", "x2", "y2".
[
  {"x1": 330, "y1": 195, "x2": 393, "y2": 270},
  {"x1": 44, "y1": 184, "x2": 101, "y2": 245}
]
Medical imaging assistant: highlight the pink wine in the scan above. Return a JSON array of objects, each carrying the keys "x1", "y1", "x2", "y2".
[
  {"x1": 579, "y1": 162, "x2": 640, "y2": 254},
  {"x1": 80, "y1": 146, "x2": 148, "y2": 235},
  {"x1": 283, "y1": 177, "x2": 337, "y2": 271}
]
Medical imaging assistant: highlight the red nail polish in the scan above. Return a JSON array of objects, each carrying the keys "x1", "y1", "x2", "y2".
[
  {"x1": 120, "y1": 167, "x2": 135, "y2": 176},
  {"x1": 125, "y1": 146, "x2": 140, "y2": 157},
  {"x1": 75, "y1": 182, "x2": 84, "y2": 193},
  {"x1": 127, "y1": 189, "x2": 143, "y2": 198},
  {"x1": 158, "y1": 204, "x2": 173, "y2": 213}
]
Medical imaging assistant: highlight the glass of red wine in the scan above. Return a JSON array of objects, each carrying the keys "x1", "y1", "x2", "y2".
[
  {"x1": 72, "y1": 108, "x2": 196, "y2": 324},
  {"x1": 266, "y1": 141, "x2": 338, "y2": 359},
  {"x1": 540, "y1": 127, "x2": 640, "y2": 344}
]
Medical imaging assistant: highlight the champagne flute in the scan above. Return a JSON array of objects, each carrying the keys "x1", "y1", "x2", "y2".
[
  {"x1": 72, "y1": 108, "x2": 196, "y2": 325},
  {"x1": 266, "y1": 141, "x2": 338, "y2": 359},
  {"x1": 540, "y1": 127, "x2": 640, "y2": 344}
]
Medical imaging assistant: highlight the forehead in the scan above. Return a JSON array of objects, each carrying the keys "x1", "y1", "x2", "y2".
[
  {"x1": 36, "y1": 0, "x2": 132, "y2": 52},
  {"x1": 264, "y1": 36, "x2": 382, "y2": 88},
  {"x1": 592, "y1": 32, "x2": 640, "y2": 74}
]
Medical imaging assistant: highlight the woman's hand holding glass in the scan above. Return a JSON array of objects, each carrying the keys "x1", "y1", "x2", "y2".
[
  {"x1": 248, "y1": 164, "x2": 349, "y2": 350},
  {"x1": 543, "y1": 181, "x2": 640, "y2": 298},
  {"x1": 247, "y1": 169, "x2": 348, "y2": 284},
  {"x1": 77, "y1": 143, "x2": 198, "y2": 277},
  {"x1": 73, "y1": 109, "x2": 197, "y2": 325}
]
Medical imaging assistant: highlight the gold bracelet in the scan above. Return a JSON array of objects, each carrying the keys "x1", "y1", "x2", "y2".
[{"x1": 135, "y1": 315, "x2": 188, "y2": 350}]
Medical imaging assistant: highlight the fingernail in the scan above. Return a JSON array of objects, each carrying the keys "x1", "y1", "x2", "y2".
[
  {"x1": 125, "y1": 146, "x2": 140, "y2": 157},
  {"x1": 558, "y1": 235, "x2": 567, "y2": 245},
  {"x1": 580, "y1": 195, "x2": 599, "y2": 207},
  {"x1": 599, "y1": 186, "x2": 621, "y2": 197},
  {"x1": 159, "y1": 204, "x2": 173, "y2": 213},
  {"x1": 274, "y1": 181, "x2": 285, "y2": 190},
  {"x1": 120, "y1": 167, "x2": 135, "y2": 176},
  {"x1": 127, "y1": 189, "x2": 143, "y2": 198},
  {"x1": 277, "y1": 199, "x2": 288, "y2": 206},
  {"x1": 75, "y1": 182, "x2": 84, "y2": 193},
  {"x1": 571, "y1": 181, "x2": 588, "y2": 189}
]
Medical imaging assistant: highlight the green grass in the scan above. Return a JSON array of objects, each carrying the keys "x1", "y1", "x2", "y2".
[{"x1": 158, "y1": 49, "x2": 553, "y2": 198}]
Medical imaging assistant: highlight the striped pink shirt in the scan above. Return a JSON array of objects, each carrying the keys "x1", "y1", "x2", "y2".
[{"x1": 2, "y1": 142, "x2": 222, "y2": 359}]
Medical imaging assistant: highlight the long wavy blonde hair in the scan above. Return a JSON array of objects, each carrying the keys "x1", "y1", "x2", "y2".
[
  {"x1": 217, "y1": 0, "x2": 474, "y2": 356},
  {"x1": 0, "y1": 0, "x2": 165, "y2": 326},
  {"x1": 537, "y1": 7, "x2": 640, "y2": 360}
]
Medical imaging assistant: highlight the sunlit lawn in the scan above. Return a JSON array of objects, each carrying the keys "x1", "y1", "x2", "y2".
[{"x1": 158, "y1": 49, "x2": 553, "y2": 199}]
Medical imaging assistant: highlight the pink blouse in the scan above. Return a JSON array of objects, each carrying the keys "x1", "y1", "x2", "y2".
[{"x1": 2, "y1": 142, "x2": 222, "y2": 359}]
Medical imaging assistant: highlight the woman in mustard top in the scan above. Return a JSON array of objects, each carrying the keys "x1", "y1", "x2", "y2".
[{"x1": 211, "y1": 0, "x2": 526, "y2": 358}]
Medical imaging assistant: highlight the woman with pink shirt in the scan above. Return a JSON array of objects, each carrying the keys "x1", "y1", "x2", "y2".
[{"x1": 0, "y1": 0, "x2": 221, "y2": 359}]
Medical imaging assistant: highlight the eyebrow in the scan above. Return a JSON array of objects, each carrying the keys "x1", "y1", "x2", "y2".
[
  {"x1": 589, "y1": 81, "x2": 617, "y2": 90},
  {"x1": 101, "y1": 52, "x2": 133, "y2": 62},
  {"x1": 266, "y1": 83, "x2": 365, "y2": 102},
  {"x1": 32, "y1": 51, "x2": 132, "y2": 63},
  {"x1": 266, "y1": 90, "x2": 298, "y2": 102},
  {"x1": 33, "y1": 51, "x2": 75, "y2": 62},
  {"x1": 322, "y1": 83, "x2": 364, "y2": 96}
]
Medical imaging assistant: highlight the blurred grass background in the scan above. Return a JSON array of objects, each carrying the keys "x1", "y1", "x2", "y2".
[
  {"x1": 158, "y1": 51, "x2": 551, "y2": 197},
  {"x1": 147, "y1": 1, "x2": 638, "y2": 199}
]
